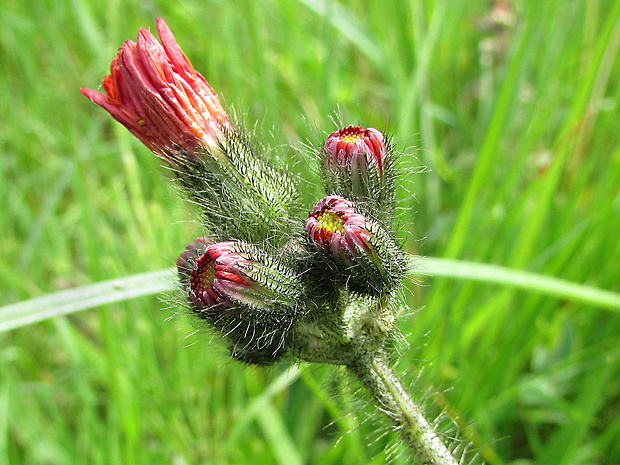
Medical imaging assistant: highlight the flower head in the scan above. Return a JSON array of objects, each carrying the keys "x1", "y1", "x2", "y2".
[
  {"x1": 81, "y1": 18, "x2": 231, "y2": 164},
  {"x1": 306, "y1": 195, "x2": 376, "y2": 263},
  {"x1": 181, "y1": 239, "x2": 305, "y2": 365},
  {"x1": 322, "y1": 126, "x2": 395, "y2": 211},
  {"x1": 324, "y1": 126, "x2": 387, "y2": 179},
  {"x1": 188, "y1": 240, "x2": 302, "y2": 313},
  {"x1": 306, "y1": 195, "x2": 406, "y2": 295},
  {"x1": 189, "y1": 242, "x2": 254, "y2": 310}
]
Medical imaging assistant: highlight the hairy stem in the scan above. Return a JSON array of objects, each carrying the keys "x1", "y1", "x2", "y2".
[{"x1": 348, "y1": 354, "x2": 457, "y2": 464}]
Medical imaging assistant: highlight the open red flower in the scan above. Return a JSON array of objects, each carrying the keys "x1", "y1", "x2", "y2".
[{"x1": 81, "y1": 18, "x2": 231, "y2": 164}]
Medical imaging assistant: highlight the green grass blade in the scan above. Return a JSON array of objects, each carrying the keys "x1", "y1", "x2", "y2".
[
  {"x1": 415, "y1": 257, "x2": 620, "y2": 311},
  {"x1": 219, "y1": 365, "x2": 304, "y2": 459},
  {"x1": 0, "y1": 269, "x2": 175, "y2": 332},
  {"x1": 296, "y1": 0, "x2": 385, "y2": 69},
  {"x1": 256, "y1": 402, "x2": 304, "y2": 465},
  {"x1": 2, "y1": 258, "x2": 619, "y2": 334}
]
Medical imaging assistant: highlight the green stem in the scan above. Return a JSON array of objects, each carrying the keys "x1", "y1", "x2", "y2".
[{"x1": 348, "y1": 353, "x2": 457, "y2": 464}]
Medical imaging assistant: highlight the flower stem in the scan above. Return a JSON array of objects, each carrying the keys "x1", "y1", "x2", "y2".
[{"x1": 348, "y1": 353, "x2": 457, "y2": 464}]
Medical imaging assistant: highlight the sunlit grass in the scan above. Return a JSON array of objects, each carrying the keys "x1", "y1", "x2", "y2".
[{"x1": 1, "y1": 0, "x2": 619, "y2": 464}]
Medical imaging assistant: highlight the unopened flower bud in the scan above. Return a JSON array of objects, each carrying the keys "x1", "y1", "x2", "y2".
[
  {"x1": 306, "y1": 195, "x2": 371, "y2": 263},
  {"x1": 322, "y1": 126, "x2": 395, "y2": 215},
  {"x1": 184, "y1": 240, "x2": 305, "y2": 365},
  {"x1": 325, "y1": 126, "x2": 386, "y2": 176},
  {"x1": 188, "y1": 240, "x2": 303, "y2": 317},
  {"x1": 177, "y1": 237, "x2": 212, "y2": 285},
  {"x1": 306, "y1": 195, "x2": 405, "y2": 295}
]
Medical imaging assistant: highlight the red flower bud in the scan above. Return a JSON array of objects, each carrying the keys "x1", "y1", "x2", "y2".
[
  {"x1": 306, "y1": 195, "x2": 406, "y2": 295},
  {"x1": 190, "y1": 242, "x2": 249, "y2": 309},
  {"x1": 188, "y1": 241, "x2": 302, "y2": 312},
  {"x1": 324, "y1": 126, "x2": 387, "y2": 179},
  {"x1": 306, "y1": 195, "x2": 377, "y2": 263},
  {"x1": 322, "y1": 126, "x2": 396, "y2": 217},
  {"x1": 81, "y1": 18, "x2": 231, "y2": 165},
  {"x1": 183, "y1": 240, "x2": 304, "y2": 365}
]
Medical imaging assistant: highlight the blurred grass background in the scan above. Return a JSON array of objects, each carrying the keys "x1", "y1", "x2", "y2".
[{"x1": 1, "y1": 0, "x2": 619, "y2": 464}]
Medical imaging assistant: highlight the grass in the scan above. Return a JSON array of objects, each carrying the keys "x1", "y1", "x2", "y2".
[{"x1": 1, "y1": 0, "x2": 619, "y2": 463}]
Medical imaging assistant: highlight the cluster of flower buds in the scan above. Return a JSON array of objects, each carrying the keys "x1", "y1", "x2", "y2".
[{"x1": 83, "y1": 18, "x2": 408, "y2": 365}]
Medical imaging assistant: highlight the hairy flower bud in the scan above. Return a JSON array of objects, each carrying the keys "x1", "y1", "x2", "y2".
[
  {"x1": 81, "y1": 18, "x2": 231, "y2": 166},
  {"x1": 324, "y1": 126, "x2": 386, "y2": 177},
  {"x1": 82, "y1": 18, "x2": 300, "y2": 247},
  {"x1": 306, "y1": 195, "x2": 371, "y2": 263},
  {"x1": 306, "y1": 195, "x2": 405, "y2": 295},
  {"x1": 322, "y1": 126, "x2": 395, "y2": 216},
  {"x1": 177, "y1": 236, "x2": 212, "y2": 285},
  {"x1": 182, "y1": 239, "x2": 307, "y2": 365},
  {"x1": 187, "y1": 240, "x2": 303, "y2": 317}
]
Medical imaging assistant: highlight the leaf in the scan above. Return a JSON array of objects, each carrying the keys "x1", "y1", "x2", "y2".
[
  {"x1": 0, "y1": 269, "x2": 176, "y2": 332},
  {"x1": 415, "y1": 257, "x2": 620, "y2": 311},
  {"x1": 1, "y1": 258, "x2": 619, "y2": 334}
]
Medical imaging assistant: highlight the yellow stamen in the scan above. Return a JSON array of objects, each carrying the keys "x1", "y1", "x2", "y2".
[
  {"x1": 317, "y1": 210, "x2": 345, "y2": 233},
  {"x1": 340, "y1": 133, "x2": 364, "y2": 144},
  {"x1": 197, "y1": 261, "x2": 216, "y2": 287}
]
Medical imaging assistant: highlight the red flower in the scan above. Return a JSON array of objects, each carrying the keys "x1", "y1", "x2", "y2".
[
  {"x1": 306, "y1": 195, "x2": 406, "y2": 295},
  {"x1": 189, "y1": 242, "x2": 249, "y2": 309},
  {"x1": 305, "y1": 195, "x2": 377, "y2": 263},
  {"x1": 324, "y1": 126, "x2": 387, "y2": 180},
  {"x1": 81, "y1": 18, "x2": 231, "y2": 164},
  {"x1": 188, "y1": 241, "x2": 301, "y2": 311}
]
